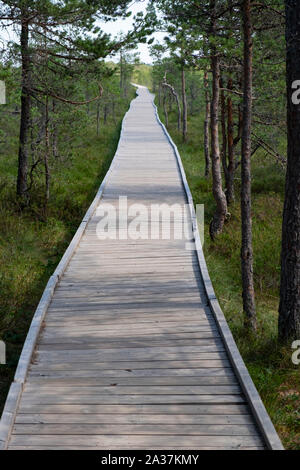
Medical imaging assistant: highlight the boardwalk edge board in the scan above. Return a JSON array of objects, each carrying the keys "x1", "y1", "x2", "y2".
[
  {"x1": 0, "y1": 94, "x2": 138, "y2": 450},
  {"x1": 151, "y1": 88, "x2": 284, "y2": 451}
]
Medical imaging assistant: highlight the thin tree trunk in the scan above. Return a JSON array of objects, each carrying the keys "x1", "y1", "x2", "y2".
[
  {"x1": 17, "y1": 14, "x2": 30, "y2": 197},
  {"x1": 162, "y1": 72, "x2": 181, "y2": 132},
  {"x1": 209, "y1": 2, "x2": 228, "y2": 241},
  {"x1": 220, "y1": 76, "x2": 228, "y2": 182},
  {"x1": 181, "y1": 66, "x2": 187, "y2": 142},
  {"x1": 241, "y1": 0, "x2": 256, "y2": 331},
  {"x1": 120, "y1": 51, "x2": 123, "y2": 95},
  {"x1": 204, "y1": 70, "x2": 210, "y2": 177},
  {"x1": 96, "y1": 101, "x2": 100, "y2": 136},
  {"x1": 44, "y1": 95, "x2": 50, "y2": 213},
  {"x1": 86, "y1": 88, "x2": 90, "y2": 116},
  {"x1": 278, "y1": 0, "x2": 300, "y2": 341},
  {"x1": 226, "y1": 77, "x2": 235, "y2": 204},
  {"x1": 52, "y1": 99, "x2": 58, "y2": 158},
  {"x1": 163, "y1": 91, "x2": 168, "y2": 128},
  {"x1": 112, "y1": 100, "x2": 116, "y2": 125},
  {"x1": 104, "y1": 103, "x2": 108, "y2": 124}
]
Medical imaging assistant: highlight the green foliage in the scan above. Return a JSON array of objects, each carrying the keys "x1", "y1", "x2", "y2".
[{"x1": 132, "y1": 64, "x2": 152, "y2": 88}]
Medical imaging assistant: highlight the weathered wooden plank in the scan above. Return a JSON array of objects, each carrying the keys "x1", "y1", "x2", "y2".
[
  {"x1": 14, "y1": 413, "x2": 253, "y2": 425},
  {"x1": 25, "y1": 375, "x2": 237, "y2": 386},
  {"x1": 19, "y1": 394, "x2": 245, "y2": 405},
  {"x1": 22, "y1": 384, "x2": 241, "y2": 395},
  {"x1": 17, "y1": 403, "x2": 250, "y2": 415},
  {"x1": 34, "y1": 350, "x2": 226, "y2": 364},
  {"x1": 38, "y1": 338, "x2": 222, "y2": 350},
  {"x1": 49, "y1": 294, "x2": 205, "y2": 306},
  {"x1": 13, "y1": 423, "x2": 258, "y2": 436},
  {"x1": 28, "y1": 367, "x2": 233, "y2": 378},
  {"x1": 8, "y1": 434, "x2": 263, "y2": 449},
  {"x1": 41, "y1": 324, "x2": 218, "y2": 337},
  {"x1": 29, "y1": 358, "x2": 230, "y2": 371},
  {"x1": 47, "y1": 302, "x2": 208, "y2": 312}
]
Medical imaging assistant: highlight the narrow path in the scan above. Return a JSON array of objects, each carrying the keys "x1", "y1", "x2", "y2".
[{"x1": 1, "y1": 86, "x2": 282, "y2": 450}]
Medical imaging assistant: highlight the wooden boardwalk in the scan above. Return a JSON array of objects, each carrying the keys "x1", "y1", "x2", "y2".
[{"x1": 0, "y1": 86, "x2": 283, "y2": 450}]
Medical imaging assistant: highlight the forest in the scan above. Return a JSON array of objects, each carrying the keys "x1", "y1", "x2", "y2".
[{"x1": 0, "y1": 0, "x2": 299, "y2": 450}]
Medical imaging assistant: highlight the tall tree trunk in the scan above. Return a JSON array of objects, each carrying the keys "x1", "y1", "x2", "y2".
[
  {"x1": 220, "y1": 76, "x2": 228, "y2": 182},
  {"x1": 181, "y1": 66, "x2": 187, "y2": 142},
  {"x1": 120, "y1": 51, "x2": 123, "y2": 93},
  {"x1": 163, "y1": 91, "x2": 168, "y2": 128},
  {"x1": 226, "y1": 77, "x2": 235, "y2": 204},
  {"x1": 162, "y1": 73, "x2": 181, "y2": 131},
  {"x1": 17, "y1": 15, "x2": 30, "y2": 197},
  {"x1": 204, "y1": 70, "x2": 211, "y2": 177},
  {"x1": 209, "y1": 0, "x2": 228, "y2": 239},
  {"x1": 278, "y1": 0, "x2": 300, "y2": 341},
  {"x1": 52, "y1": 99, "x2": 58, "y2": 158},
  {"x1": 44, "y1": 95, "x2": 50, "y2": 214},
  {"x1": 104, "y1": 103, "x2": 108, "y2": 124},
  {"x1": 96, "y1": 101, "x2": 100, "y2": 136},
  {"x1": 112, "y1": 100, "x2": 116, "y2": 125},
  {"x1": 241, "y1": 0, "x2": 256, "y2": 331},
  {"x1": 209, "y1": 0, "x2": 228, "y2": 241},
  {"x1": 209, "y1": 53, "x2": 228, "y2": 240}
]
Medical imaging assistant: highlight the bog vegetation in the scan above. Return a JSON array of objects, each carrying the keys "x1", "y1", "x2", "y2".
[{"x1": 0, "y1": 0, "x2": 300, "y2": 449}]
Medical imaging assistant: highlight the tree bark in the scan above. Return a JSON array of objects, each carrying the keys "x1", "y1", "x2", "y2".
[
  {"x1": 278, "y1": 0, "x2": 300, "y2": 341},
  {"x1": 204, "y1": 70, "x2": 210, "y2": 177},
  {"x1": 52, "y1": 99, "x2": 58, "y2": 158},
  {"x1": 209, "y1": 22, "x2": 228, "y2": 240},
  {"x1": 163, "y1": 91, "x2": 169, "y2": 128},
  {"x1": 17, "y1": 14, "x2": 31, "y2": 197},
  {"x1": 181, "y1": 66, "x2": 187, "y2": 142},
  {"x1": 220, "y1": 76, "x2": 228, "y2": 182},
  {"x1": 44, "y1": 95, "x2": 50, "y2": 211},
  {"x1": 241, "y1": 0, "x2": 256, "y2": 331},
  {"x1": 104, "y1": 103, "x2": 108, "y2": 124},
  {"x1": 209, "y1": 54, "x2": 228, "y2": 240},
  {"x1": 226, "y1": 77, "x2": 235, "y2": 204},
  {"x1": 162, "y1": 72, "x2": 181, "y2": 131},
  {"x1": 96, "y1": 101, "x2": 100, "y2": 136}
]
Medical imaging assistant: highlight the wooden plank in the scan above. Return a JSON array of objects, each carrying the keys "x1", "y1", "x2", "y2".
[
  {"x1": 29, "y1": 358, "x2": 231, "y2": 371},
  {"x1": 13, "y1": 423, "x2": 258, "y2": 436},
  {"x1": 25, "y1": 376, "x2": 237, "y2": 386},
  {"x1": 17, "y1": 403, "x2": 250, "y2": 415},
  {"x1": 38, "y1": 338, "x2": 222, "y2": 351},
  {"x1": 41, "y1": 323, "x2": 218, "y2": 337},
  {"x1": 39, "y1": 333, "x2": 220, "y2": 345},
  {"x1": 22, "y1": 384, "x2": 241, "y2": 395},
  {"x1": 34, "y1": 350, "x2": 227, "y2": 364},
  {"x1": 8, "y1": 434, "x2": 263, "y2": 449},
  {"x1": 28, "y1": 367, "x2": 233, "y2": 379},
  {"x1": 14, "y1": 413, "x2": 253, "y2": 425},
  {"x1": 49, "y1": 294, "x2": 205, "y2": 306},
  {"x1": 18, "y1": 395, "x2": 245, "y2": 405}
]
